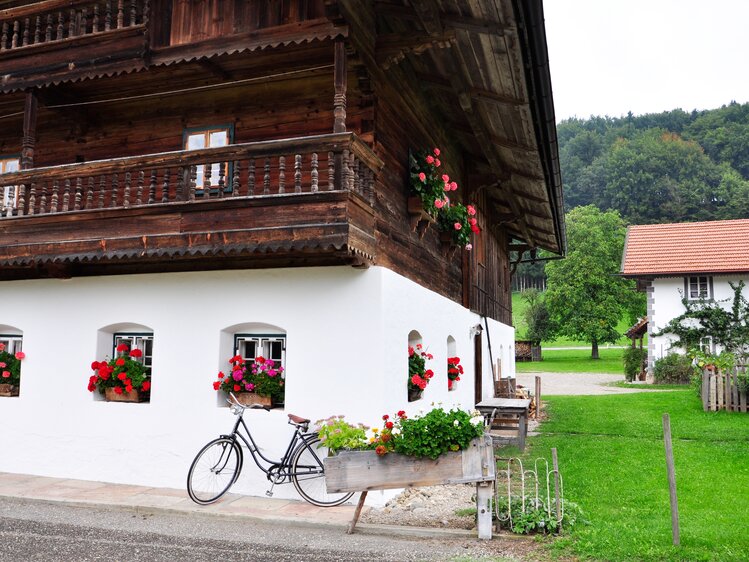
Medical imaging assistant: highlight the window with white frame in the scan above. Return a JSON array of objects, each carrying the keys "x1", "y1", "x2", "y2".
[
  {"x1": 0, "y1": 334, "x2": 22, "y2": 354},
  {"x1": 234, "y1": 334, "x2": 285, "y2": 367},
  {"x1": 113, "y1": 333, "x2": 154, "y2": 371},
  {"x1": 686, "y1": 276, "x2": 712, "y2": 300},
  {"x1": 699, "y1": 336, "x2": 714, "y2": 354},
  {"x1": 1, "y1": 157, "x2": 20, "y2": 212},
  {"x1": 183, "y1": 126, "x2": 231, "y2": 190}
]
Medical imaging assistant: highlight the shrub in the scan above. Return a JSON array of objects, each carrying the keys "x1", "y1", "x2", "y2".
[
  {"x1": 315, "y1": 416, "x2": 369, "y2": 453},
  {"x1": 495, "y1": 497, "x2": 587, "y2": 535},
  {"x1": 622, "y1": 347, "x2": 648, "y2": 381},
  {"x1": 653, "y1": 353, "x2": 697, "y2": 384}
]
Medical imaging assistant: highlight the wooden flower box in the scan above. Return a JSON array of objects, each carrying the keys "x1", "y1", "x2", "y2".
[
  {"x1": 0, "y1": 383, "x2": 19, "y2": 397},
  {"x1": 324, "y1": 435, "x2": 495, "y2": 492},
  {"x1": 234, "y1": 391, "x2": 273, "y2": 407},
  {"x1": 104, "y1": 388, "x2": 147, "y2": 403}
]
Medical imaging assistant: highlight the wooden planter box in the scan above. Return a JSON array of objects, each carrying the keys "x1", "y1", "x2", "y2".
[
  {"x1": 407, "y1": 196, "x2": 435, "y2": 237},
  {"x1": 234, "y1": 391, "x2": 273, "y2": 407},
  {"x1": 324, "y1": 435, "x2": 495, "y2": 493},
  {"x1": 104, "y1": 388, "x2": 147, "y2": 403},
  {"x1": 0, "y1": 383, "x2": 19, "y2": 397}
]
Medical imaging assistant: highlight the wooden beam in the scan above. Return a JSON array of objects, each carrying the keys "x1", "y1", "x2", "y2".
[
  {"x1": 333, "y1": 37, "x2": 348, "y2": 133},
  {"x1": 375, "y1": 31, "x2": 456, "y2": 69},
  {"x1": 443, "y1": 14, "x2": 512, "y2": 36},
  {"x1": 417, "y1": 74, "x2": 525, "y2": 106},
  {"x1": 489, "y1": 134, "x2": 537, "y2": 153}
]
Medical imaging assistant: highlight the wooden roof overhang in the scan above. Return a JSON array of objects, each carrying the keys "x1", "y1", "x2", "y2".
[{"x1": 339, "y1": 0, "x2": 565, "y2": 255}]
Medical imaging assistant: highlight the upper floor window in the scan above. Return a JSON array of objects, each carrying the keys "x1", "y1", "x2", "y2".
[
  {"x1": 184, "y1": 126, "x2": 232, "y2": 190},
  {"x1": 686, "y1": 276, "x2": 712, "y2": 300},
  {"x1": 699, "y1": 336, "x2": 714, "y2": 354},
  {"x1": 114, "y1": 333, "x2": 154, "y2": 371},
  {"x1": 1, "y1": 157, "x2": 19, "y2": 212}
]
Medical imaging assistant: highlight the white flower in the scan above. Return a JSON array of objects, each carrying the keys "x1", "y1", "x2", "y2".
[
  {"x1": 470, "y1": 415, "x2": 484, "y2": 426},
  {"x1": 453, "y1": 419, "x2": 460, "y2": 427},
  {"x1": 392, "y1": 427, "x2": 401, "y2": 436}
]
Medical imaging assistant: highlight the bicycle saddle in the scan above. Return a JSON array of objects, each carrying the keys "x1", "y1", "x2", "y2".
[{"x1": 287, "y1": 413, "x2": 310, "y2": 425}]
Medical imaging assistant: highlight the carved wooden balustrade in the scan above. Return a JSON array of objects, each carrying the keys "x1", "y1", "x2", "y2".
[
  {"x1": 0, "y1": 133, "x2": 381, "y2": 218},
  {"x1": 0, "y1": 0, "x2": 148, "y2": 52}
]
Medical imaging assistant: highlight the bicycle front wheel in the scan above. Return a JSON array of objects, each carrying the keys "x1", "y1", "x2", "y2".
[
  {"x1": 187, "y1": 437, "x2": 243, "y2": 505},
  {"x1": 291, "y1": 437, "x2": 354, "y2": 507}
]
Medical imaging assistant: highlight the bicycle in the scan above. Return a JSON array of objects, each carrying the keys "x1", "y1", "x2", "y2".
[{"x1": 187, "y1": 393, "x2": 353, "y2": 507}]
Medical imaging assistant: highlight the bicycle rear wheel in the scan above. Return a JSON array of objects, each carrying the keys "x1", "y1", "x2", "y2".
[
  {"x1": 187, "y1": 437, "x2": 242, "y2": 505},
  {"x1": 291, "y1": 437, "x2": 354, "y2": 507}
]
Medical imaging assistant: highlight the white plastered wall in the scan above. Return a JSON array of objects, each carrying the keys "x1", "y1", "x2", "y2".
[
  {"x1": 650, "y1": 275, "x2": 749, "y2": 362},
  {"x1": 0, "y1": 265, "x2": 515, "y2": 502}
]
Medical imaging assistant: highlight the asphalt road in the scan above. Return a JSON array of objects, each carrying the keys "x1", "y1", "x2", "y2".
[{"x1": 0, "y1": 497, "x2": 533, "y2": 561}]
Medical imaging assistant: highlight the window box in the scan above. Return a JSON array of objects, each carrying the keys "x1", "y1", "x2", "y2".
[
  {"x1": 104, "y1": 387, "x2": 147, "y2": 403},
  {"x1": 0, "y1": 384, "x2": 19, "y2": 397},
  {"x1": 233, "y1": 391, "x2": 273, "y2": 408}
]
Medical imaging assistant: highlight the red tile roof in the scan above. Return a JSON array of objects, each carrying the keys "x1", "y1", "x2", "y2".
[{"x1": 621, "y1": 219, "x2": 749, "y2": 276}]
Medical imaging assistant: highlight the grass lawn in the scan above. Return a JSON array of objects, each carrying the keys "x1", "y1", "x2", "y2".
[
  {"x1": 515, "y1": 347, "x2": 624, "y2": 374},
  {"x1": 522, "y1": 391, "x2": 749, "y2": 561},
  {"x1": 512, "y1": 292, "x2": 636, "y2": 347}
]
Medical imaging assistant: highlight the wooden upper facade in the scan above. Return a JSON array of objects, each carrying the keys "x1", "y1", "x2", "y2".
[{"x1": 0, "y1": 0, "x2": 564, "y2": 324}]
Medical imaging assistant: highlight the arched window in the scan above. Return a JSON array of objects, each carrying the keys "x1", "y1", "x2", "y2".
[
  {"x1": 446, "y1": 336, "x2": 459, "y2": 391},
  {"x1": 93, "y1": 323, "x2": 154, "y2": 403},
  {"x1": 0, "y1": 324, "x2": 23, "y2": 397}
]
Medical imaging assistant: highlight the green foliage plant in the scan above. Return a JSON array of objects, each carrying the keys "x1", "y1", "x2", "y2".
[
  {"x1": 436, "y1": 202, "x2": 479, "y2": 248},
  {"x1": 409, "y1": 147, "x2": 451, "y2": 216},
  {"x1": 314, "y1": 416, "x2": 369, "y2": 453},
  {"x1": 496, "y1": 497, "x2": 586, "y2": 535},
  {"x1": 88, "y1": 343, "x2": 150, "y2": 395},
  {"x1": 622, "y1": 347, "x2": 647, "y2": 381},
  {"x1": 392, "y1": 406, "x2": 485, "y2": 459},
  {"x1": 652, "y1": 353, "x2": 697, "y2": 384}
]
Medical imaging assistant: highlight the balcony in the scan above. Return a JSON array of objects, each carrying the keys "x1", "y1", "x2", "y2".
[{"x1": 0, "y1": 132, "x2": 382, "y2": 279}]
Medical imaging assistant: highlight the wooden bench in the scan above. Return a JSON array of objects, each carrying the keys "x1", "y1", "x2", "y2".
[{"x1": 475, "y1": 398, "x2": 531, "y2": 451}]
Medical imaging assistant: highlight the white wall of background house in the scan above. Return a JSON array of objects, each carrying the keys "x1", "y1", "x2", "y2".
[
  {"x1": 0, "y1": 266, "x2": 513, "y2": 502},
  {"x1": 649, "y1": 275, "x2": 749, "y2": 367}
]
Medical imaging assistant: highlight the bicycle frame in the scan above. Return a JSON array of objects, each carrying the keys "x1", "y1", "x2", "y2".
[{"x1": 221, "y1": 408, "x2": 322, "y2": 483}]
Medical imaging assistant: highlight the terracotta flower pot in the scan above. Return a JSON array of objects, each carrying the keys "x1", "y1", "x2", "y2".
[
  {"x1": 0, "y1": 383, "x2": 19, "y2": 397},
  {"x1": 104, "y1": 387, "x2": 146, "y2": 403},
  {"x1": 234, "y1": 391, "x2": 273, "y2": 407}
]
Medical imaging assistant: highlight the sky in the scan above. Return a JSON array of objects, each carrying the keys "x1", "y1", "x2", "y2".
[{"x1": 543, "y1": 0, "x2": 749, "y2": 122}]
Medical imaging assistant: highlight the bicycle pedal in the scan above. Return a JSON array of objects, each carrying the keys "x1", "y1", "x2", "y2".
[{"x1": 265, "y1": 490, "x2": 273, "y2": 497}]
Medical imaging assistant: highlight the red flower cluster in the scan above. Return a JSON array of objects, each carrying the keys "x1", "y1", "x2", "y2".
[
  {"x1": 372, "y1": 410, "x2": 408, "y2": 456},
  {"x1": 408, "y1": 344, "x2": 434, "y2": 395},
  {"x1": 447, "y1": 356, "x2": 464, "y2": 390},
  {"x1": 88, "y1": 344, "x2": 150, "y2": 396},
  {"x1": 212, "y1": 354, "x2": 285, "y2": 402}
]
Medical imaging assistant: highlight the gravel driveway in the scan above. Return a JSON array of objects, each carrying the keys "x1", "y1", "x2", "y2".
[{"x1": 516, "y1": 371, "x2": 653, "y2": 395}]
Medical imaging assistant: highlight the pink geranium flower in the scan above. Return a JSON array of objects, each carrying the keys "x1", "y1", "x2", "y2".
[
  {"x1": 434, "y1": 199, "x2": 445, "y2": 209},
  {"x1": 454, "y1": 222, "x2": 462, "y2": 230},
  {"x1": 418, "y1": 172, "x2": 426, "y2": 182}
]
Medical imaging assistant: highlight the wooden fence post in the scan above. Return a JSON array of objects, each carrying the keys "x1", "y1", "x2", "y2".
[
  {"x1": 662, "y1": 413, "x2": 680, "y2": 546},
  {"x1": 476, "y1": 482, "x2": 493, "y2": 539},
  {"x1": 535, "y1": 375, "x2": 541, "y2": 419},
  {"x1": 551, "y1": 447, "x2": 561, "y2": 531}
]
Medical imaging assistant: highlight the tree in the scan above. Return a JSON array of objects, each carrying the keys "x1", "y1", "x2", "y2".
[
  {"x1": 544, "y1": 206, "x2": 636, "y2": 359},
  {"x1": 520, "y1": 289, "x2": 553, "y2": 343}
]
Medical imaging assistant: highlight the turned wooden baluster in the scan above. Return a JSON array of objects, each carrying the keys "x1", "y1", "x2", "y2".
[
  {"x1": 136, "y1": 170, "x2": 144, "y2": 205},
  {"x1": 80, "y1": 8, "x2": 88, "y2": 35},
  {"x1": 1, "y1": 23, "x2": 8, "y2": 51},
  {"x1": 341, "y1": 149, "x2": 351, "y2": 191},
  {"x1": 62, "y1": 178, "x2": 71, "y2": 211},
  {"x1": 86, "y1": 177, "x2": 94, "y2": 209},
  {"x1": 311, "y1": 153, "x2": 318, "y2": 192},
  {"x1": 294, "y1": 154, "x2": 302, "y2": 193},
  {"x1": 40, "y1": 182, "x2": 48, "y2": 214},
  {"x1": 188, "y1": 165, "x2": 197, "y2": 201},
  {"x1": 74, "y1": 177, "x2": 83, "y2": 210},
  {"x1": 117, "y1": 0, "x2": 124, "y2": 28},
  {"x1": 353, "y1": 157, "x2": 361, "y2": 196},
  {"x1": 56, "y1": 12, "x2": 64, "y2": 40},
  {"x1": 34, "y1": 16, "x2": 41, "y2": 44},
  {"x1": 93, "y1": 4, "x2": 100, "y2": 32},
  {"x1": 263, "y1": 157, "x2": 270, "y2": 195},
  {"x1": 110, "y1": 173, "x2": 119, "y2": 207},
  {"x1": 231, "y1": 161, "x2": 240, "y2": 196},
  {"x1": 98, "y1": 175, "x2": 106, "y2": 208},
  {"x1": 148, "y1": 169, "x2": 156, "y2": 203},
  {"x1": 278, "y1": 156, "x2": 286, "y2": 194},
  {"x1": 45, "y1": 14, "x2": 53, "y2": 42},
  {"x1": 11, "y1": 20, "x2": 19, "y2": 48},
  {"x1": 366, "y1": 168, "x2": 375, "y2": 204},
  {"x1": 327, "y1": 151, "x2": 334, "y2": 190},
  {"x1": 17, "y1": 184, "x2": 26, "y2": 216},
  {"x1": 248, "y1": 158, "x2": 255, "y2": 195},
  {"x1": 28, "y1": 183, "x2": 37, "y2": 215},
  {"x1": 161, "y1": 168, "x2": 170, "y2": 202},
  {"x1": 69, "y1": 10, "x2": 76, "y2": 37},
  {"x1": 105, "y1": 1, "x2": 112, "y2": 31},
  {"x1": 123, "y1": 171, "x2": 131, "y2": 206},
  {"x1": 203, "y1": 162, "x2": 212, "y2": 194},
  {"x1": 217, "y1": 163, "x2": 225, "y2": 198},
  {"x1": 50, "y1": 180, "x2": 59, "y2": 213},
  {"x1": 22, "y1": 18, "x2": 29, "y2": 46},
  {"x1": 130, "y1": 0, "x2": 137, "y2": 25},
  {"x1": 175, "y1": 166, "x2": 185, "y2": 200}
]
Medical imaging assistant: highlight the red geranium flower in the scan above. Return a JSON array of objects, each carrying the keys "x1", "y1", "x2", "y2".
[
  {"x1": 117, "y1": 372, "x2": 126, "y2": 381},
  {"x1": 14, "y1": 351, "x2": 25, "y2": 360},
  {"x1": 141, "y1": 381, "x2": 151, "y2": 392},
  {"x1": 213, "y1": 381, "x2": 221, "y2": 391},
  {"x1": 375, "y1": 445, "x2": 387, "y2": 456},
  {"x1": 125, "y1": 385, "x2": 133, "y2": 393},
  {"x1": 233, "y1": 384, "x2": 241, "y2": 392},
  {"x1": 116, "y1": 343, "x2": 129, "y2": 353},
  {"x1": 91, "y1": 361, "x2": 101, "y2": 370},
  {"x1": 217, "y1": 371, "x2": 225, "y2": 379},
  {"x1": 115, "y1": 358, "x2": 125, "y2": 366},
  {"x1": 382, "y1": 414, "x2": 389, "y2": 421},
  {"x1": 385, "y1": 421, "x2": 394, "y2": 429},
  {"x1": 397, "y1": 410, "x2": 406, "y2": 417},
  {"x1": 130, "y1": 349, "x2": 143, "y2": 358},
  {"x1": 114, "y1": 387, "x2": 123, "y2": 395}
]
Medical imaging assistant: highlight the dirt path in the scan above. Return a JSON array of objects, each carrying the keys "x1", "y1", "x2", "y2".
[{"x1": 515, "y1": 372, "x2": 654, "y2": 395}]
